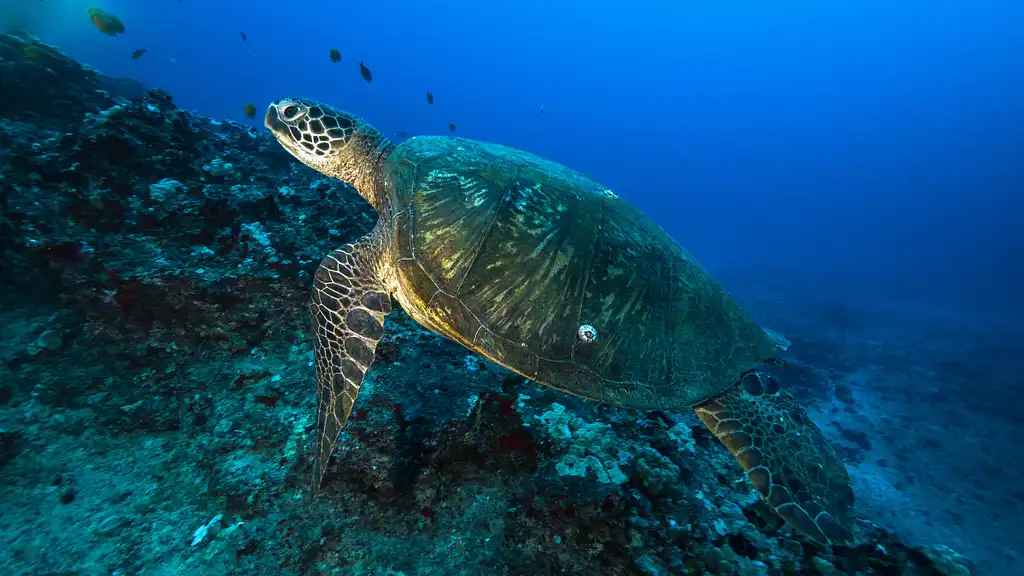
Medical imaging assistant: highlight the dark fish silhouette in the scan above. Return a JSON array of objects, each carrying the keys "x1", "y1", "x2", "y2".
[
  {"x1": 426, "y1": 92, "x2": 434, "y2": 105},
  {"x1": 449, "y1": 123, "x2": 456, "y2": 132},
  {"x1": 239, "y1": 31, "x2": 247, "y2": 41},
  {"x1": 359, "y1": 62, "x2": 372, "y2": 83},
  {"x1": 244, "y1": 103, "x2": 256, "y2": 119},
  {"x1": 329, "y1": 48, "x2": 341, "y2": 63},
  {"x1": 131, "y1": 48, "x2": 146, "y2": 60}
]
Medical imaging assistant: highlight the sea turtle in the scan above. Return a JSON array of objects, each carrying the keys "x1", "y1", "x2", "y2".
[{"x1": 264, "y1": 98, "x2": 855, "y2": 545}]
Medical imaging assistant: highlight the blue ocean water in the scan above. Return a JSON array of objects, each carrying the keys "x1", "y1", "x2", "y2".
[
  {"x1": 2, "y1": 1, "x2": 1022, "y2": 574},
  {"x1": 13, "y1": 1, "x2": 1022, "y2": 315}
]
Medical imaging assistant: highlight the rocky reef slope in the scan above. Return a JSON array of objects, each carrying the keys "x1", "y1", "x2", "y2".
[{"x1": 0, "y1": 32, "x2": 971, "y2": 575}]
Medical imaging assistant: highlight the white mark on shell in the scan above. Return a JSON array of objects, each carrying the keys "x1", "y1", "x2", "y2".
[{"x1": 577, "y1": 324, "x2": 597, "y2": 344}]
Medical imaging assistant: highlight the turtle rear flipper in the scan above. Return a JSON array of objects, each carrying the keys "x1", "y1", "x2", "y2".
[
  {"x1": 310, "y1": 233, "x2": 392, "y2": 492},
  {"x1": 694, "y1": 371, "x2": 854, "y2": 545}
]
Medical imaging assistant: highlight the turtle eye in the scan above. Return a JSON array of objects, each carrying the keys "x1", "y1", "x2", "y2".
[{"x1": 282, "y1": 104, "x2": 301, "y2": 120}]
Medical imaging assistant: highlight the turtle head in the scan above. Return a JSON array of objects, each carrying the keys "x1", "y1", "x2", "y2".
[{"x1": 265, "y1": 97, "x2": 390, "y2": 209}]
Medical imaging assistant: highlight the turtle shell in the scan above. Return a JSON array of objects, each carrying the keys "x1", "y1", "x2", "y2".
[{"x1": 383, "y1": 136, "x2": 778, "y2": 409}]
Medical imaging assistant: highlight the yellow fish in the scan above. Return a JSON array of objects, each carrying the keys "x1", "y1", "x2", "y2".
[
  {"x1": 23, "y1": 45, "x2": 46, "y2": 58},
  {"x1": 88, "y1": 8, "x2": 125, "y2": 36}
]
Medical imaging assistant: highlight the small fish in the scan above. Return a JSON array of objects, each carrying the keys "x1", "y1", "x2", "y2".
[
  {"x1": 426, "y1": 92, "x2": 434, "y2": 105},
  {"x1": 131, "y1": 48, "x2": 147, "y2": 60},
  {"x1": 239, "y1": 31, "x2": 247, "y2": 41},
  {"x1": 394, "y1": 131, "x2": 409, "y2": 138},
  {"x1": 329, "y1": 48, "x2": 341, "y2": 63},
  {"x1": 244, "y1": 103, "x2": 257, "y2": 119},
  {"x1": 359, "y1": 61, "x2": 372, "y2": 83},
  {"x1": 449, "y1": 123, "x2": 456, "y2": 132},
  {"x1": 540, "y1": 103, "x2": 545, "y2": 114},
  {"x1": 88, "y1": 8, "x2": 125, "y2": 36}
]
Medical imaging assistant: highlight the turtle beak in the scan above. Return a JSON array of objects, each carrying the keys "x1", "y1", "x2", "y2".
[{"x1": 264, "y1": 102, "x2": 287, "y2": 136}]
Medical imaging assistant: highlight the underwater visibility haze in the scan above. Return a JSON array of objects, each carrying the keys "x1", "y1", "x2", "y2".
[{"x1": 1, "y1": 1, "x2": 1022, "y2": 575}]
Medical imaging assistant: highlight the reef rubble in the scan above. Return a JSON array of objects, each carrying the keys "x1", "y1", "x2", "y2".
[{"x1": 0, "y1": 32, "x2": 973, "y2": 575}]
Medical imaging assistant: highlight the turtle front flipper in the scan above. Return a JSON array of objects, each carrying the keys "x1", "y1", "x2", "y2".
[
  {"x1": 694, "y1": 371, "x2": 854, "y2": 545},
  {"x1": 309, "y1": 235, "x2": 392, "y2": 493}
]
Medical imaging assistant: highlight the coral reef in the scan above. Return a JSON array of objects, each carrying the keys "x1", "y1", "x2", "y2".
[{"x1": 0, "y1": 33, "x2": 982, "y2": 575}]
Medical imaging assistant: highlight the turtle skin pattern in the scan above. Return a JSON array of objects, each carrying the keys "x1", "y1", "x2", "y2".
[
  {"x1": 695, "y1": 371, "x2": 855, "y2": 544},
  {"x1": 309, "y1": 237, "x2": 392, "y2": 491}
]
